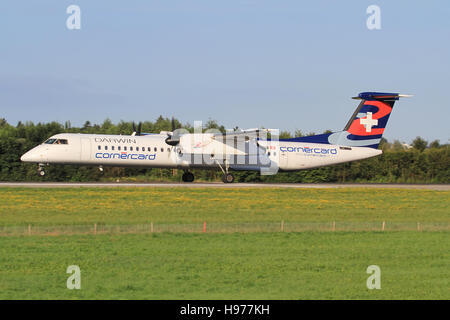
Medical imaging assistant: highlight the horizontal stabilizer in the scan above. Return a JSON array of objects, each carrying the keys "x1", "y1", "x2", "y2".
[{"x1": 352, "y1": 92, "x2": 412, "y2": 101}]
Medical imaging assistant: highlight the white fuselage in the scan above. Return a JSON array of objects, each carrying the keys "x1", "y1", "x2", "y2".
[{"x1": 21, "y1": 133, "x2": 382, "y2": 173}]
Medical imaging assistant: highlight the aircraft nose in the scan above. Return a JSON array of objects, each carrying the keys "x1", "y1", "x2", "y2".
[
  {"x1": 20, "y1": 150, "x2": 40, "y2": 162},
  {"x1": 20, "y1": 151, "x2": 32, "y2": 162}
]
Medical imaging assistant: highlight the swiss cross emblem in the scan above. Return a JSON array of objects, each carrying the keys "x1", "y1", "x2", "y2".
[{"x1": 359, "y1": 112, "x2": 378, "y2": 132}]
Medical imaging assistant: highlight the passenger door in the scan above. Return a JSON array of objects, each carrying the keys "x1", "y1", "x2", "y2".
[
  {"x1": 279, "y1": 147, "x2": 289, "y2": 169},
  {"x1": 80, "y1": 138, "x2": 91, "y2": 162}
]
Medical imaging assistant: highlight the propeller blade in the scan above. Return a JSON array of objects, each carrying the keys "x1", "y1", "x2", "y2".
[
  {"x1": 137, "y1": 122, "x2": 142, "y2": 136},
  {"x1": 165, "y1": 117, "x2": 180, "y2": 146}
]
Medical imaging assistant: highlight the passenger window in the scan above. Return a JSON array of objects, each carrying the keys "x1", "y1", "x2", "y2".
[
  {"x1": 167, "y1": 148, "x2": 170, "y2": 152},
  {"x1": 130, "y1": 147, "x2": 133, "y2": 151},
  {"x1": 161, "y1": 148, "x2": 164, "y2": 152},
  {"x1": 154, "y1": 147, "x2": 157, "y2": 152},
  {"x1": 98, "y1": 145, "x2": 101, "y2": 150},
  {"x1": 105, "y1": 146, "x2": 108, "y2": 150},
  {"x1": 118, "y1": 146, "x2": 121, "y2": 151},
  {"x1": 148, "y1": 147, "x2": 151, "y2": 152},
  {"x1": 111, "y1": 146, "x2": 115, "y2": 151},
  {"x1": 124, "y1": 146, "x2": 127, "y2": 151}
]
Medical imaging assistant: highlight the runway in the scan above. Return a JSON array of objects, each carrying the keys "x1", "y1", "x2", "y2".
[{"x1": 0, "y1": 182, "x2": 448, "y2": 190}]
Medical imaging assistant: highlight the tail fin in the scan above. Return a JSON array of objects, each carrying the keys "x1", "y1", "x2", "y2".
[
  {"x1": 285, "y1": 92, "x2": 410, "y2": 149},
  {"x1": 329, "y1": 92, "x2": 404, "y2": 148}
]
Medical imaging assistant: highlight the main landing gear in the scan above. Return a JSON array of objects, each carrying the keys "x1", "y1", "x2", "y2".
[
  {"x1": 182, "y1": 171, "x2": 195, "y2": 182},
  {"x1": 215, "y1": 159, "x2": 235, "y2": 183},
  {"x1": 222, "y1": 173, "x2": 235, "y2": 183}
]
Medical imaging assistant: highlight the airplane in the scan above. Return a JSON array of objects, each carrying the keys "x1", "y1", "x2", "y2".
[{"x1": 20, "y1": 92, "x2": 410, "y2": 183}]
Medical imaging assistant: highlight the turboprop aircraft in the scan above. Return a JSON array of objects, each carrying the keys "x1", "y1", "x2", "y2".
[{"x1": 20, "y1": 92, "x2": 410, "y2": 183}]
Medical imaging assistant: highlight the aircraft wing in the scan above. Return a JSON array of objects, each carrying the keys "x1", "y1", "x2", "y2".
[{"x1": 212, "y1": 128, "x2": 275, "y2": 141}]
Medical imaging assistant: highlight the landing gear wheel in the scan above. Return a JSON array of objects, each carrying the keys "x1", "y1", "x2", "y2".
[
  {"x1": 37, "y1": 164, "x2": 45, "y2": 177},
  {"x1": 222, "y1": 173, "x2": 235, "y2": 183},
  {"x1": 182, "y1": 171, "x2": 194, "y2": 183}
]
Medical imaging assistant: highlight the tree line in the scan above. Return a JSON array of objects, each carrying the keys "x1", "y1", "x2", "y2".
[{"x1": 0, "y1": 117, "x2": 448, "y2": 183}]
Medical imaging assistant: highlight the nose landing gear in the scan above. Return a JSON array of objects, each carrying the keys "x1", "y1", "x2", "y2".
[{"x1": 37, "y1": 164, "x2": 46, "y2": 176}]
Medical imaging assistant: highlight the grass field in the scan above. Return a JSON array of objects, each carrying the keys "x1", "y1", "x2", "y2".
[
  {"x1": 0, "y1": 187, "x2": 448, "y2": 225},
  {"x1": 0, "y1": 187, "x2": 449, "y2": 299},
  {"x1": 0, "y1": 232, "x2": 448, "y2": 299}
]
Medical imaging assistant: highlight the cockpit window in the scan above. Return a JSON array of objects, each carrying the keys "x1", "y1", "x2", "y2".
[
  {"x1": 44, "y1": 138, "x2": 68, "y2": 145},
  {"x1": 44, "y1": 139, "x2": 57, "y2": 144}
]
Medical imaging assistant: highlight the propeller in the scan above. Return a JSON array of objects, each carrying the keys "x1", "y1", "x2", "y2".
[
  {"x1": 165, "y1": 117, "x2": 180, "y2": 146},
  {"x1": 132, "y1": 122, "x2": 142, "y2": 136}
]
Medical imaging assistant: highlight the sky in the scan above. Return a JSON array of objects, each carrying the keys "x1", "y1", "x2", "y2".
[{"x1": 1, "y1": 0, "x2": 449, "y2": 143}]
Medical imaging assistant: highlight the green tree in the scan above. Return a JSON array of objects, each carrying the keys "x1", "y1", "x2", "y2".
[
  {"x1": 412, "y1": 137, "x2": 428, "y2": 152},
  {"x1": 279, "y1": 131, "x2": 292, "y2": 139},
  {"x1": 1, "y1": 119, "x2": 448, "y2": 184},
  {"x1": 429, "y1": 140, "x2": 440, "y2": 149}
]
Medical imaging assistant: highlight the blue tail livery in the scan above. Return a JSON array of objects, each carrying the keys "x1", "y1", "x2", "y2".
[{"x1": 284, "y1": 92, "x2": 411, "y2": 149}]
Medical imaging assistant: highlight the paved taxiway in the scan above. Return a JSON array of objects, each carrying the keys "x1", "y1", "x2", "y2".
[{"x1": 0, "y1": 182, "x2": 448, "y2": 190}]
